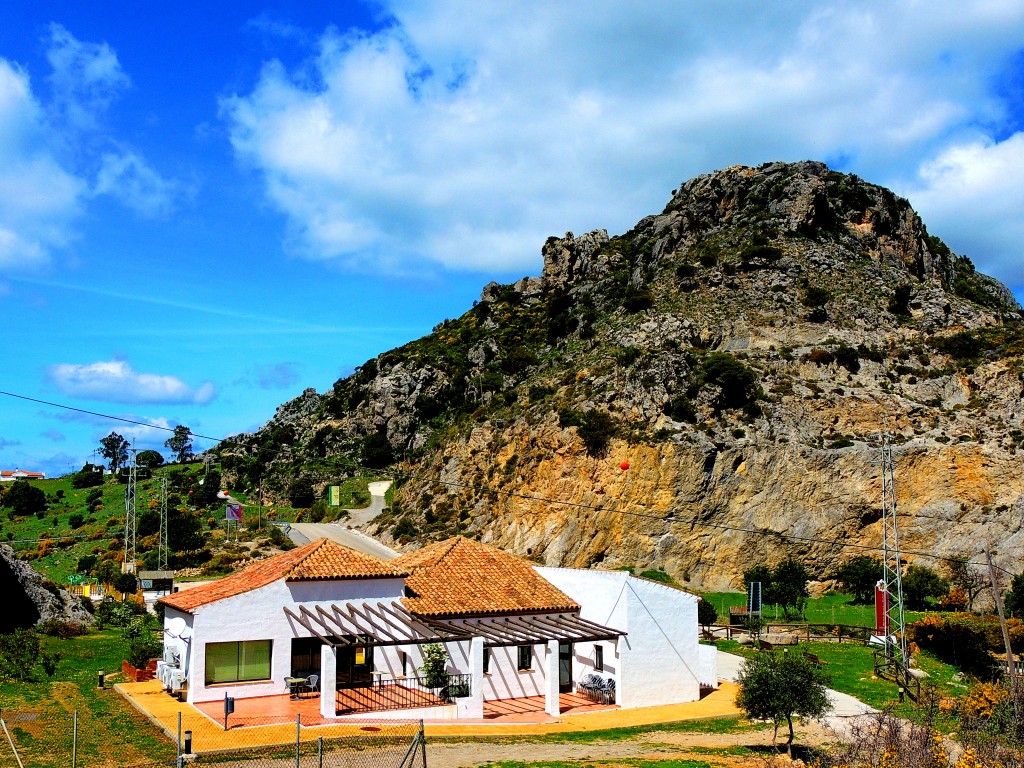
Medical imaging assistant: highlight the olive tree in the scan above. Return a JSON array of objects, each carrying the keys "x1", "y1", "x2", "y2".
[{"x1": 736, "y1": 650, "x2": 831, "y2": 754}]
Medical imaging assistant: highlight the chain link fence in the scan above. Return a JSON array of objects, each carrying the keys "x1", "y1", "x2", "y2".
[{"x1": 0, "y1": 708, "x2": 425, "y2": 768}]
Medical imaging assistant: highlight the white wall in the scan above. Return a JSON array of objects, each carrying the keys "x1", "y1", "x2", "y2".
[
  {"x1": 173, "y1": 577, "x2": 406, "y2": 703},
  {"x1": 537, "y1": 567, "x2": 710, "y2": 708}
]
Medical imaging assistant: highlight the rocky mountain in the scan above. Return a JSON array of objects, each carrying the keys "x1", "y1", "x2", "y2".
[{"x1": 218, "y1": 161, "x2": 1024, "y2": 589}]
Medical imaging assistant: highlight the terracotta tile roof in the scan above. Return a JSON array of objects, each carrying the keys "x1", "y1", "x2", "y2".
[
  {"x1": 393, "y1": 536, "x2": 579, "y2": 618},
  {"x1": 159, "y1": 538, "x2": 406, "y2": 613}
]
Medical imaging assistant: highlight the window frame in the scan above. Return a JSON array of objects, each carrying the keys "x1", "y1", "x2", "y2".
[
  {"x1": 595, "y1": 644, "x2": 604, "y2": 672},
  {"x1": 205, "y1": 640, "x2": 273, "y2": 685},
  {"x1": 483, "y1": 648, "x2": 491, "y2": 675},
  {"x1": 517, "y1": 644, "x2": 532, "y2": 671}
]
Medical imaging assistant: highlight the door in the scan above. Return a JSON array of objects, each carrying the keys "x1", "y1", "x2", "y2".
[
  {"x1": 558, "y1": 642, "x2": 572, "y2": 693},
  {"x1": 336, "y1": 643, "x2": 375, "y2": 689},
  {"x1": 291, "y1": 637, "x2": 321, "y2": 679}
]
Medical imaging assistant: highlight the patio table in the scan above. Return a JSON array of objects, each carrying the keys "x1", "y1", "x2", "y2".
[{"x1": 286, "y1": 677, "x2": 308, "y2": 699}]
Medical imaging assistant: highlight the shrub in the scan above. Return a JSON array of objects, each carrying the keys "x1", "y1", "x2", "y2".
[
  {"x1": 833, "y1": 344, "x2": 860, "y2": 373},
  {"x1": 675, "y1": 262, "x2": 696, "y2": 279},
  {"x1": 804, "y1": 348, "x2": 834, "y2": 365},
  {"x1": 68, "y1": 513, "x2": 85, "y2": 529},
  {"x1": 2, "y1": 481, "x2": 47, "y2": 517},
  {"x1": 361, "y1": 432, "x2": 396, "y2": 469},
  {"x1": 888, "y1": 284, "x2": 913, "y2": 315},
  {"x1": 663, "y1": 395, "x2": 696, "y2": 423},
  {"x1": 697, "y1": 599, "x2": 718, "y2": 630},
  {"x1": 801, "y1": 284, "x2": 831, "y2": 308},
  {"x1": 907, "y1": 614, "x2": 996, "y2": 679},
  {"x1": 622, "y1": 286, "x2": 654, "y2": 313},
  {"x1": 421, "y1": 643, "x2": 449, "y2": 688},
  {"x1": 694, "y1": 352, "x2": 762, "y2": 412},
  {"x1": 933, "y1": 331, "x2": 983, "y2": 360},
  {"x1": 577, "y1": 410, "x2": 617, "y2": 455}
]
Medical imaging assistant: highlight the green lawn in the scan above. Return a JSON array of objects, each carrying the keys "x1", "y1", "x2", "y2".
[
  {"x1": 714, "y1": 638, "x2": 966, "y2": 719},
  {"x1": 703, "y1": 591, "x2": 928, "y2": 627},
  {"x1": 1, "y1": 630, "x2": 175, "y2": 767}
]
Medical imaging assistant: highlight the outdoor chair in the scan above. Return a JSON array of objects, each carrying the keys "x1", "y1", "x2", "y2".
[
  {"x1": 578, "y1": 673, "x2": 604, "y2": 702},
  {"x1": 602, "y1": 677, "x2": 616, "y2": 704},
  {"x1": 303, "y1": 674, "x2": 319, "y2": 697}
]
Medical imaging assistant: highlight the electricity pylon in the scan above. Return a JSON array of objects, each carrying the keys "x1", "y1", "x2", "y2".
[
  {"x1": 158, "y1": 476, "x2": 169, "y2": 571},
  {"x1": 123, "y1": 448, "x2": 138, "y2": 573},
  {"x1": 879, "y1": 427, "x2": 909, "y2": 671}
]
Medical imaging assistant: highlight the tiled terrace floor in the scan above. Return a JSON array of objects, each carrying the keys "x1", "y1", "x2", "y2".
[{"x1": 117, "y1": 678, "x2": 742, "y2": 750}]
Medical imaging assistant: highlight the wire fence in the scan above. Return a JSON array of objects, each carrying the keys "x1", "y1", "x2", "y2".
[{"x1": 0, "y1": 708, "x2": 425, "y2": 768}]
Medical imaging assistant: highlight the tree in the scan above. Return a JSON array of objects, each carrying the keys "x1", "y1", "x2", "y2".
[
  {"x1": 420, "y1": 642, "x2": 448, "y2": 688},
  {"x1": 946, "y1": 557, "x2": 990, "y2": 611},
  {"x1": 835, "y1": 556, "x2": 884, "y2": 604},
  {"x1": 361, "y1": 432, "x2": 395, "y2": 469},
  {"x1": 71, "y1": 462, "x2": 104, "y2": 488},
  {"x1": 697, "y1": 598, "x2": 718, "y2": 632},
  {"x1": 164, "y1": 426, "x2": 194, "y2": 463},
  {"x1": 902, "y1": 565, "x2": 949, "y2": 610},
  {"x1": 2, "y1": 480, "x2": 47, "y2": 517},
  {"x1": 1004, "y1": 572, "x2": 1024, "y2": 619},
  {"x1": 735, "y1": 650, "x2": 831, "y2": 753},
  {"x1": 136, "y1": 450, "x2": 164, "y2": 469},
  {"x1": 100, "y1": 432, "x2": 130, "y2": 472},
  {"x1": 769, "y1": 558, "x2": 810, "y2": 620}
]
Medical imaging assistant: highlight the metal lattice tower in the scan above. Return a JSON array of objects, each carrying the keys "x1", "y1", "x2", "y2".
[
  {"x1": 158, "y1": 476, "x2": 169, "y2": 571},
  {"x1": 123, "y1": 449, "x2": 138, "y2": 573},
  {"x1": 880, "y1": 427, "x2": 909, "y2": 668}
]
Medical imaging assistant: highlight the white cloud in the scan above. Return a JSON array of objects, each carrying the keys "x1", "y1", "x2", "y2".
[
  {"x1": 45, "y1": 23, "x2": 130, "y2": 131},
  {"x1": 48, "y1": 360, "x2": 216, "y2": 405},
  {"x1": 896, "y1": 133, "x2": 1024, "y2": 290},
  {"x1": 0, "y1": 60, "x2": 85, "y2": 269},
  {"x1": 224, "y1": 1, "x2": 1024, "y2": 284},
  {"x1": 94, "y1": 149, "x2": 179, "y2": 217}
]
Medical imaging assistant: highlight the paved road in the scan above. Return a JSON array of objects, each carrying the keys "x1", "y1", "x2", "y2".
[{"x1": 288, "y1": 479, "x2": 398, "y2": 560}]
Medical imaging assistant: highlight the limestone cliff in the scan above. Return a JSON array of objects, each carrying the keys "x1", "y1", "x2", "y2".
[{"x1": 217, "y1": 161, "x2": 1024, "y2": 589}]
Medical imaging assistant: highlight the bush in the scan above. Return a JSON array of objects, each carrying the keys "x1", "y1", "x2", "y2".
[
  {"x1": 907, "y1": 614, "x2": 996, "y2": 679},
  {"x1": 694, "y1": 352, "x2": 762, "y2": 412},
  {"x1": 362, "y1": 432, "x2": 396, "y2": 469},
  {"x1": 2, "y1": 480, "x2": 47, "y2": 517},
  {"x1": 697, "y1": 599, "x2": 718, "y2": 630},
  {"x1": 71, "y1": 464, "x2": 105, "y2": 488},
  {"x1": 577, "y1": 410, "x2": 617, "y2": 455},
  {"x1": 801, "y1": 284, "x2": 831, "y2": 308},
  {"x1": 663, "y1": 395, "x2": 696, "y2": 423},
  {"x1": 622, "y1": 286, "x2": 654, "y2": 313},
  {"x1": 888, "y1": 284, "x2": 913, "y2": 315},
  {"x1": 69, "y1": 513, "x2": 85, "y2": 529},
  {"x1": 127, "y1": 632, "x2": 163, "y2": 669},
  {"x1": 933, "y1": 331, "x2": 983, "y2": 360}
]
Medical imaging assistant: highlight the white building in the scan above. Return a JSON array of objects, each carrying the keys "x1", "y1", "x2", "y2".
[{"x1": 159, "y1": 536, "x2": 715, "y2": 720}]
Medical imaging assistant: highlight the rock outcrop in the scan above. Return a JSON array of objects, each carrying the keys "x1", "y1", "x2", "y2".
[
  {"x1": 217, "y1": 161, "x2": 1024, "y2": 589},
  {"x1": 0, "y1": 545, "x2": 95, "y2": 632}
]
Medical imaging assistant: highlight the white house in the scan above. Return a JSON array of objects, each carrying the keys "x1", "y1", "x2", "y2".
[
  {"x1": 158, "y1": 536, "x2": 715, "y2": 721},
  {"x1": 0, "y1": 469, "x2": 45, "y2": 482}
]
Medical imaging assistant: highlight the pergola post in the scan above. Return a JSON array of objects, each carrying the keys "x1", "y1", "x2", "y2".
[
  {"x1": 320, "y1": 644, "x2": 338, "y2": 720},
  {"x1": 545, "y1": 640, "x2": 560, "y2": 716},
  {"x1": 461, "y1": 637, "x2": 485, "y2": 718}
]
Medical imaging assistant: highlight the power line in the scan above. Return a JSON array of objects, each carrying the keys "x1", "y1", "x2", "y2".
[
  {"x1": 2, "y1": 389, "x2": 1015, "y2": 575},
  {"x1": 0, "y1": 390, "x2": 221, "y2": 442}
]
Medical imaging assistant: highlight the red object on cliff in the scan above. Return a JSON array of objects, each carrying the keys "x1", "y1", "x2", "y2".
[{"x1": 619, "y1": 461, "x2": 630, "y2": 471}]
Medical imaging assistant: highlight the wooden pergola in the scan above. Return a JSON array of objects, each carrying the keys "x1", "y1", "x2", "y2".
[{"x1": 283, "y1": 600, "x2": 625, "y2": 648}]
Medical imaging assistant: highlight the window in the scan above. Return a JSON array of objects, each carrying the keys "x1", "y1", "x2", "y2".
[
  {"x1": 517, "y1": 645, "x2": 532, "y2": 671},
  {"x1": 483, "y1": 648, "x2": 490, "y2": 674},
  {"x1": 595, "y1": 645, "x2": 604, "y2": 672},
  {"x1": 401, "y1": 650, "x2": 408, "y2": 677},
  {"x1": 205, "y1": 640, "x2": 272, "y2": 685}
]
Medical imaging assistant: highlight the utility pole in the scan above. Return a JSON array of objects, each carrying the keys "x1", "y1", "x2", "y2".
[
  {"x1": 879, "y1": 426, "x2": 909, "y2": 673},
  {"x1": 123, "y1": 448, "x2": 138, "y2": 573},
  {"x1": 158, "y1": 476, "x2": 169, "y2": 571},
  {"x1": 985, "y1": 547, "x2": 1017, "y2": 678}
]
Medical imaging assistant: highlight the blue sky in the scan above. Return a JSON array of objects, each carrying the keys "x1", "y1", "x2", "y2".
[{"x1": 2, "y1": 1, "x2": 1023, "y2": 477}]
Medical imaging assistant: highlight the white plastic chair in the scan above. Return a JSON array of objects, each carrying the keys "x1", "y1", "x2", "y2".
[{"x1": 304, "y1": 674, "x2": 319, "y2": 696}]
